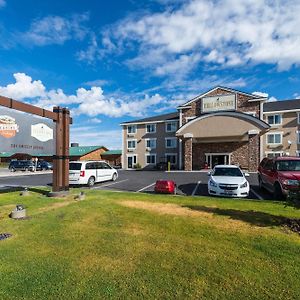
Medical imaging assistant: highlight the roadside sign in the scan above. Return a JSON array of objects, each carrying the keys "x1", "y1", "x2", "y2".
[{"x1": 0, "y1": 107, "x2": 55, "y2": 155}]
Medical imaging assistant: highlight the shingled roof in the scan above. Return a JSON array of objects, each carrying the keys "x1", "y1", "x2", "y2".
[
  {"x1": 120, "y1": 112, "x2": 179, "y2": 125},
  {"x1": 264, "y1": 99, "x2": 300, "y2": 112}
]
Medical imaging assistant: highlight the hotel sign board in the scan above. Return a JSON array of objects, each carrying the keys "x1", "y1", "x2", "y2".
[
  {"x1": 0, "y1": 107, "x2": 55, "y2": 155},
  {"x1": 202, "y1": 94, "x2": 236, "y2": 113}
]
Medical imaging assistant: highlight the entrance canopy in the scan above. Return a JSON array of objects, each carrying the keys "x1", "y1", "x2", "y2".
[{"x1": 176, "y1": 111, "x2": 270, "y2": 142}]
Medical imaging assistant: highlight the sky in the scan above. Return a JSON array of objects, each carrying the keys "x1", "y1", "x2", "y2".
[{"x1": 0, "y1": 0, "x2": 300, "y2": 149}]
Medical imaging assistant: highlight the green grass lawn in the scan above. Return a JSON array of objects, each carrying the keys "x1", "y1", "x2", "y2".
[{"x1": 0, "y1": 189, "x2": 299, "y2": 299}]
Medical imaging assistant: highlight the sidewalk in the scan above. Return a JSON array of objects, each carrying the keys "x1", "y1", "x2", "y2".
[{"x1": 0, "y1": 169, "x2": 52, "y2": 178}]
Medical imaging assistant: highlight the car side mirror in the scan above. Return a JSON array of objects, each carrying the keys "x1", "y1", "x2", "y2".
[{"x1": 244, "y1": 172, "x2": 250, "y2": 177}]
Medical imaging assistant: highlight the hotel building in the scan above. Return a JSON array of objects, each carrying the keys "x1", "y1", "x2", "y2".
[{"x1": 121, "y1": 86, "x2": 300, "y2": 172}]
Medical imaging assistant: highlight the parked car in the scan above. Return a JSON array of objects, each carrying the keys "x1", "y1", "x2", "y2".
[
  {"x1": 36, "y1": 161, "x2": 53, "y2": 171},
  {"x1": 8, "y1": 160, "x2": 35, "y2": 172},
  {"x1": 154, "y1": 180, "x2": 177, "y2": 194},
  {"x1": 69, "y1": 161, "x2": 118, "y2": 187},
  {"x1": 208, "y1": 165, "x2": 250, "y2": 197},
  {"x1": 258, "y1": 156, "x2": 300, "y2": 199}
]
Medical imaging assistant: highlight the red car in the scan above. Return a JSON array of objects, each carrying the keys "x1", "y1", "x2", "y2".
[
  {"x1": 258, "y1": 156, "x2": 300, "y2": 199},
  {"x1": 154, "y1": 180, "x2": 177, "y2": 194}
]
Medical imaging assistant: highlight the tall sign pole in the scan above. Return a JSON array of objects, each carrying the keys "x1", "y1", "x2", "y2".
[
  {"x1": 0, "y1": 96, "x2": 71, "y2": 194},
  {"x1": 52, "y1": 107, "x2": 70, "y2": 193}
]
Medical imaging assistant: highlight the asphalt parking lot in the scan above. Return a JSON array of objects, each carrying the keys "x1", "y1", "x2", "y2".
[
  {"x1": 91, "y1": 170, "x2": 273, "y2": 200},
  {"x1": 0, "y1": 169, "x2": 274, "y2": 200}
]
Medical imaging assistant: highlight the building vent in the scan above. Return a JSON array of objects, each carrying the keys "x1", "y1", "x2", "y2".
[{"x1": 71, "y1": 143, "x2": 79, "y2": 147}]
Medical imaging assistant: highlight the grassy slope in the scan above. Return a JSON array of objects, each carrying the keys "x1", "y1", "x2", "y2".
[{"x1": 0, "y1": 190, "x2": 299, "y2": 299}]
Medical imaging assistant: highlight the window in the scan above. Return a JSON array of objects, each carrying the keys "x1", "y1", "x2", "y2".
[
  {"x1": 146, "y1": 138, "x2": 156, "y2": 149},
  {"x1": 297, "y1": 131, "x2": 300, "y2": 144},
  {"x1": 267, "y1": 114, "x2": 281, "y2": 125},
  {"x1": 165, "y1": 154, "x2": 177, "y2": 164},
  {"x1": 127, "y1": 125, "x2": 137, "y2": 134},
  {"x1": 146, "y1": 124, "x2": 156, "y2": 133},
  {"x1": 266, "y1": 133, "x2": 282, "y2": 145},
  {"x1": 166, "y1": 121, "x2": 177, "y2": 132},
  {"x1": 146, "y1": 154, "x2": 156, "y2": 164},
  {"x1": 127, "y1": 139, "x2": 136, "y2": 149},
  {"x1": 298, "y1": 113, "x2": 300, "y2": 124},
  {"x1": 99, "y1": 162, "x2": 112, "y2": 169},
  {"x1": 165, "y1": 138, "x2": 177, "y2": 148}
]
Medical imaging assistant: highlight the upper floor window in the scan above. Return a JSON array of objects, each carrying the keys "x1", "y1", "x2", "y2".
[
  {"x1": 165, "y1": 138, "x2": 177, "y2": 148},
  {"x1": 127, "y1": 125, "x2": 137, "y2": 134},
  {"x1": 165, "y1": 121, "x2": 177, "y2": 132},
  {"x1": 146, "y1": 138, "x2": 156, "y2": 149},
  {"x1": 146, "y1": 124, "x2": 156, "y2": 133},
  {"x1": 127, "y1": 139, "x2": 136, "y2": 149},
  {"x1": 266, "y1": 133, "x2": 282, "y2": 145},
  {"x1": 267, "y1": 114, "x2": 281, "y2": 126}
]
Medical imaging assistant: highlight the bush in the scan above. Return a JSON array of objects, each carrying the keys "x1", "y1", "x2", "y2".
[
  {"x1": 287, "y1": 190, "x2": 300, "y2": 209},
  {"x1": 134, "y1": 163, "x2": 142, "y2": 170}
]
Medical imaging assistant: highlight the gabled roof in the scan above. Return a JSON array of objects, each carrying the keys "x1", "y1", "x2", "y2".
[
  {"x1": 120, "y1": 112, "x2": 179, "y2": 125},
  {"x1": 102, "y1": 150, "x2": 122, "y2": 155},
  {"x1": 178, "y1": 86, "x2": 267, "y2": 108},
  {"x1": 69, "y1": 146, "x2": 107, "y2": 157},
  {"x1": 263, "y1": 99, "x2": 300, "y2": 112}
]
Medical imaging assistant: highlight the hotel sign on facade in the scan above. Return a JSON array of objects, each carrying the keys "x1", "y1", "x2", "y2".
[
  {"x1": 0, "y1": 107, "x2": 55, "y2": 155},
  {"x1": 202, "y1": 94, "x2": 236, "y2": 113}
]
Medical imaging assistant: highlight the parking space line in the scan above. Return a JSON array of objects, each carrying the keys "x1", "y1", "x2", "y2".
[
  {"x1": 250, "y1": 188, "x2": 263, "y2": 200},
  {"x1": 136, "y1": 182, "x2": 156, "y2": 193},
  {"x1": 93, "y1": 179, "x2": 129, "y2": 189},
  {"x1": 192, "y1": 181, "x2": 201, "y2": 196}
]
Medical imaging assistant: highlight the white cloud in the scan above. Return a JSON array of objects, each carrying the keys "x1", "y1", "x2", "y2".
[
  {"x1": 0, "y1": 73, "x2": 45, "y2": 99},
  {"x1": 0, "y1": 0, "x2": 6, "y2": 8},
  {"x1": 89, "y1": 118, "x2": 102, "y2": 124},
  {"x1": 267, "y1": 96, "x2": 278, "y2": 102},
  {"x1": 252, "y1": 91, "x2": 268, "y2": 98},
  {"x1": 70, "y1": 127, "x2": 121, "y2": 149},
  {"x1": 0, "y1": 73, "x2": 165, "y2": 118},
  {"x1": 21, "y1": 13, "x2": 89, "y2": 46},
  {"x1": 83, "y1": 79, "x2": 110, "y2": 87},
  {"x1": 88, "y1": 0, "x2": 300, "y2": 74}
]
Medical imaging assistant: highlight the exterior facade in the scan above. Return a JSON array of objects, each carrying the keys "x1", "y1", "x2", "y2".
[{"x1": 121, "y1": 86, "x2": 300, "y2": 172}]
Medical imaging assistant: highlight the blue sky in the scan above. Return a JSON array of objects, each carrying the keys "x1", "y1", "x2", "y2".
[{"x1": 0, "y1": 0, "x2": 299, "y2": 149}]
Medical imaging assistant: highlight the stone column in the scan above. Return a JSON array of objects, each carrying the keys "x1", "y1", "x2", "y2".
[
  {"x1": 184, "y1": 137, "x2": 193, "y2": 171},
  {"x1": 248, "y1": 134, "x2": 260, "y2": 172}
]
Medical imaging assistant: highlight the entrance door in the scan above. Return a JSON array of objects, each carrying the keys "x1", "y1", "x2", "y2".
[
  {"x1": 127, "y1": 155, "x2": 136, "y2": 169},
  {"x1": 206, "y1": 153, "x2": 231, "y2": 168}
]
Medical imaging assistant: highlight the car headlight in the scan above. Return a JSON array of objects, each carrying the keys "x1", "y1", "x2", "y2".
[
  {"x1": 209, "y1": 179, "x2": 217, "y2": 187},
  {"x1": 240, "y1": 181, "x2": 248, "y2": 188},
  {"x1": 282, "y1": 179, "x2": 299, "y2": 186}
]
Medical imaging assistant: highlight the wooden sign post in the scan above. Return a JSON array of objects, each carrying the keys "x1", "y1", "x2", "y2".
[{"x1": 0, "y1": 96, "x2": 71, "y2": 194}]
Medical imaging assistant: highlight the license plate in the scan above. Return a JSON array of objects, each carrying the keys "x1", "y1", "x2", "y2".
[{"x1": 224, "y1": 190, "x2": 233, "y2": 194}]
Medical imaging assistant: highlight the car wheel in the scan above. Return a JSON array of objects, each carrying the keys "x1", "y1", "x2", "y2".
[
  {"x1": 10, "y1": 167, "x2": 16, "y2": 172},
  {"x1": 25, "y1": 167, "x2": 28, "y2": 172},
  {"x1": 87, "y1": 176, "x2": 95, "y2": 187},
  {"x1": 112, "y1": 173, "x2": 117, "y2": 181},
  {"x1": 274, "y1": 183, "x2": 284, "y2": 200}
]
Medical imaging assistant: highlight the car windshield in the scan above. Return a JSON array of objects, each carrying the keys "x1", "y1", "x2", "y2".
[
  {"x1": 213, "y1": 167, "x2": 243, "y2": 177},
  {"x1": 276, "y1": 160, "x2": 300, "y2": 171},
  {"x1": 69, "y1": 163, "x2": 82, "y2": 170}
]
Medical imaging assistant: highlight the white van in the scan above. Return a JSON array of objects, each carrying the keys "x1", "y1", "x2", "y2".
[{"x1": 69, "y1": 161, "x2": 118, "y2": 187}]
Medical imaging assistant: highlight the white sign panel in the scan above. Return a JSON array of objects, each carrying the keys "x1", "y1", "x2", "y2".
[
  {"x1": 31, "y1": 123, "x2": 53, "y2": 142},
  {"x1": 202, "y1": 94, "x2": 236, "y2": 113}
]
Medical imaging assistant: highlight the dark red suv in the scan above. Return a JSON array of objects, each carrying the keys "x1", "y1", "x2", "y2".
[{"x1": 258, "y1": 156, "x2": 300, "y2": 199}]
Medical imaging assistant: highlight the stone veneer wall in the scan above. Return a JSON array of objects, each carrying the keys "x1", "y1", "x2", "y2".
[
  {"x1": 191, "y1": 135, "x2": 260, "y2": 172},
  {"x1": 182, "y1": 88, "x2": 260, "y2": 124}
]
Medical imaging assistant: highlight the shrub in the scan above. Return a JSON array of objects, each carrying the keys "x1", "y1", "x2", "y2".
[{"x1": 134, "y1": 163, "x2": 142, "y2": 170}]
